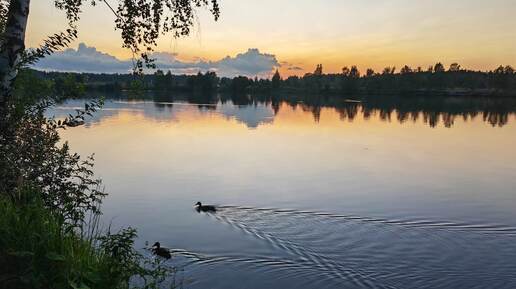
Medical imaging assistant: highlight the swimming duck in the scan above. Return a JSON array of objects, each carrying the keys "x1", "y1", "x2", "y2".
[
  {"x1": 195, "y1": 202, "x2": 217, "y2": 212},
  {"x1": 152, "y1": 242, "x2": 171, "y2": 259}
]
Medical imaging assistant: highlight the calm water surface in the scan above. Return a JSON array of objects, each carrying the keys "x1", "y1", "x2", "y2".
[{"x1": 51, "y1": 96, "x2": 516, "y2": 289}]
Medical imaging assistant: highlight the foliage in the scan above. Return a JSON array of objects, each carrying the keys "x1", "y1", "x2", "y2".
[
  {"x1": 12, "y1": 69, "x2": 55, "y2": 117},
  {"x1": 21, "y1": 28, "x2": 78, "y2": 70},
  {"x1": 53, "y1": 73, "x2": 87, "y2": 98},
  {"x1": 0, "y1": 0, "x2": 7, "y2": 35},
  {"x1": 280, "y1": 63, "x2": 516, "y2": 96},
  {"x1": 434, "y1": 62, "x2": 445, "y2": 73},
  {"x1": 0, "y1": 92, "x2": 105, "y2": 229},
  {"x1": 0, "y1": 189, "x2": 173, "y2": 289},
  {"x1": 2, "y1": 79, "x2": 174, "y2": 288},
  {"x1": 4, "y1": 0, "x2": 219, "y2": 73},
  {"x1": 313, "y1": 64, "x2": 323, "y2": 76},
  {"x1": 27, "y1": 62, "x2": 516, "y2": 97},
  {"x1": 271, "y1": 70, "x2": 281, "y2": 90},
  {"x1": 227, "y1": 76, "x2": 254, "y2": 94},
  {"x1": 14, "y1": 69, "x2": 87, "y2": 103},
  {"x1": 95, "y1": 0, "x2": 220, "y2": 73},
  {"x1": 0, "y1": 1, "x2": 223, "y2": 288},
  {"x1": 0, "y1": 70, "x2": 174, "y2": 289},
  {"x1": 187, "y1": 71, "x2": 218, "y2": 94}
]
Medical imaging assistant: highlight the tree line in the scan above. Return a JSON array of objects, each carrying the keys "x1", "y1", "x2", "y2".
[
  {"x1": 293, "y1": 63, "x2": 516, "y2": 96},
  {"x1": 28, "y1": 62, "x2": 516, "y2": 98}
]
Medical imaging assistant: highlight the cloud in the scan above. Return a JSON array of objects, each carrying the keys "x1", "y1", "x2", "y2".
[
  {"x1": 279, "y1": 61, "x2": 304, "y2": 72},
  {"x1": 35, "y1": 43, "x2": 132, "y2": 73},
  {"x1": 33, "y1": 43, "x2": 280, "y2": 77},
  {"x1": 287, "y1": 66, "x2": 303, "y2": 71},
  {"x1": 211, "y1": 49, "x2": 280, "y2": 78}
]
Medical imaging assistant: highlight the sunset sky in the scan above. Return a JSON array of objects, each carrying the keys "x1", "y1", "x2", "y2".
[{"x1": 27, "y1": 0, "x2": 516, "y2": 77}]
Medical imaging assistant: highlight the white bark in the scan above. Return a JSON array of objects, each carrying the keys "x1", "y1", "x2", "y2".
[{"x1": 0, "y1": 0, "x2": 30, "y2": 108}]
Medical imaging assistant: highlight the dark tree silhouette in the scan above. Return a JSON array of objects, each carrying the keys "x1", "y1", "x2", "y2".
[
  {"x1": 314, "y1": 64, "x2": 323, "y2": 76},
  {"x1": 449, "y1": 63, "x2": 461, "y2": 72},
  {"x1": 187, "y1": 71, "x2": 218, "y2": 94},
  {"x1": 434, "y1": 62, "x2": 446, "y2": 73},
  {"x1": 30, "y1": 61, "x2": 516, "y2": 97},
  {"x1": 383, "y1": 66, "x2": 396, "y2": 75},
  {"x1": 400, "y1": 65, "x2": 413, "y2": 74},
  {"x1": 505, "y1": 66, "x2": 515, "y2": 74},
  {"x1": 349, "y1": 66, "x2": 360, "y2": 78},
  {"x1": 272, "y1": 69, "x2": 282, "y2": 90},
  {"x1": 342, "y1": 66, "x2": 350, "y2": 76}
]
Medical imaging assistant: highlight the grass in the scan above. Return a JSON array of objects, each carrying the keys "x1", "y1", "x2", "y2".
[{"x1": 0, "y1": 189, "x2": 171, "y2": 289}]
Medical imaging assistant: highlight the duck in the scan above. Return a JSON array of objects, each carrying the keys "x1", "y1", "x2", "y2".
[
  {"x1": 151, "y1": 242, "x2": 171, "y2": 259},
  {"x1": 194, "y1": 201, "x2": 217, "y2": 213}
]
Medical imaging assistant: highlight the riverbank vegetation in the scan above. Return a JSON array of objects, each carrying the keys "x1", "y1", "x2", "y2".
[
  {"x1": 0, "y1": 90, "x2": 173, "y2": 288},
  {"x1": 1, "y1": 0, "x2": 221, "y2": 288},
  {"x1": 0, "y1": 189, "x2": 171, "y2": 289}
]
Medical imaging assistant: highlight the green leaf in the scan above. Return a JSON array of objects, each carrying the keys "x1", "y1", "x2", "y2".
[
  {"x1": 84, "y1": 271, "x2": 101, "y2": 284},
  {"x1": 8, "y1": 250, "x2": 34, "y2": 257},
  {"x1": 69, "y1": 281, "x2": 79, "y2": 289},
  {"x1": 46, "y1": 251, "x2": 66, "y2": 261},
  {"x1": 69, "y1": 281, "x2": 91, "y2": 289}
]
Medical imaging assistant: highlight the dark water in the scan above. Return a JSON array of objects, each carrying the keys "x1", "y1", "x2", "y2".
[{"x1": 50, "y1": 95, "x2": 516, "y2": 289}]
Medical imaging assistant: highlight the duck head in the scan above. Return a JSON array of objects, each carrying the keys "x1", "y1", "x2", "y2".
[
  {"x1": 152, "y1": 242, "x2": 161, "y2": 248},
  {"x1": 195, "y1": 202, "x2": 202, "y2": 207}
]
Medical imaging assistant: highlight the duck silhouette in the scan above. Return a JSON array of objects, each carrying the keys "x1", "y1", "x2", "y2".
[
  {"x1": 195, "y1": 202, "x2": 217, "y2": 213},
  {"x1": 152, "y1": 242, "x2": 171, "y2": 259}
]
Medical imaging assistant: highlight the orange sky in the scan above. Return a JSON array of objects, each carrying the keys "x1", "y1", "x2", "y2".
[{"x1": 26, "y1": 0, "x2": 516, "y2": 76}]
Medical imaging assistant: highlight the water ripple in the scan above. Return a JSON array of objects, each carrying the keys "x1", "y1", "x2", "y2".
[{"x1": 167, "y1": 205, "x2": 516, "y2": 289}]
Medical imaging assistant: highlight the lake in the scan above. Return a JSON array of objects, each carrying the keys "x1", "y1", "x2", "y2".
[{"x1": 50, "y1": 94, "x2": 516, "y2": 289}]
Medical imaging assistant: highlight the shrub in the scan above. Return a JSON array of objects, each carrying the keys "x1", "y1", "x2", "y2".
[
  {"x1": 0, "y1": 189, "x2": 172, "y2": 289},
  {"x1": 0, "y1": 78, "x2": 174, "y2": 289}
]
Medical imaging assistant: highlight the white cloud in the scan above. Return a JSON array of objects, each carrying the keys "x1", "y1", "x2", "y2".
[
  {"x1": 33, "y1": 43, "x2": 280, "y2": 77},
  {"x1": 211, "y1": 49, "x2": 280, "y2": 78},
  {"x1": 35, "y1": 43, "x2": 132, "y2": 73}
]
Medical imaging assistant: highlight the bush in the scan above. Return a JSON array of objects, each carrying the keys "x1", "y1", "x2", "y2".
[
  {"x1": 0, "y1": 189, "x2": 171, "y2": 289},
  {"x1": 0, "y1": 77, "x2": 174, "y2": 289},
  {"x1": 0, "y1": 98, "x2": 106, "y2": 230}
]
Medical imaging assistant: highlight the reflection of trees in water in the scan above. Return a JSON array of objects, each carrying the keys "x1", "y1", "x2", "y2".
[
  {"x1": 300, "y1": 104, "x2": 322, "y2": 122},
  {"x1": 348, "y1": 105, "x2": 511, "y2": 128},
  {"x1": 271, "y1": 100, "x2": 281, "y2": 116},
  {"x1": 93, "y1": 91, "x2": 515, "y2": 128},
  {"x1": 335, "y1": 105, "x2": 359, "y2": 122},
  {"x1": 187, "y1": 93, "x2": 217, "y2": 110},
  {"x1": 150, "y1": 91, "x2": 219, "y2": 112},
  {"x1": 483, "y1": 111, "x2": 510, "y2": 127},
  {"x1": 272, "y1": 95, "x2": 516, "y2": 128},
  {"x1": 153, "y1": 101, "x2": 174, "y2": 112},
  {"x1": 221, "y1": 93, "x2": 253, "y2": 106}
]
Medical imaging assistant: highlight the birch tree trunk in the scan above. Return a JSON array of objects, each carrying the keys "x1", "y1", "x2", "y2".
[{"x1": 0, "y1": 0, "x2": 30, "y2": 117}]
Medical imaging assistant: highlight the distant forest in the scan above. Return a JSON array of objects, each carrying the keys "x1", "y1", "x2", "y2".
[{"x1": 22, "y1": 62, "x2": 516, "y2": 97}]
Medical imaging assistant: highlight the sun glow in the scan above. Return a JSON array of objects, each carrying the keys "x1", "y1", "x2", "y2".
[{"x1": 26, "y1": 0, "x2": 516, "y2": 77}]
